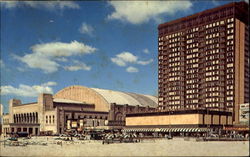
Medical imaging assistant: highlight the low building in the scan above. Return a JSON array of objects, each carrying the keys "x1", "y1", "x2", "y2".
[
  {"x1": 124, "y1": 109, "x2": 233, "y2": 136},
  {"x1": 2, "y1": 85, "x2": 157, "y2": 135}
]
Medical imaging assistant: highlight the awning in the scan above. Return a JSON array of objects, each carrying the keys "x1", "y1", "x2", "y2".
[
  {"x1": 176, "y1": 128, "x2": 182, "y2": 132},
  {"x1": 172, "y1": 128, "x2": 178, "y2": 132},
  {"x1": 123, "y1": 127, "x2": 209, "y2": 133},
  {"x1": 190, "y1": 128, "x2": 195, "y2": 132},
  {"x1": 179, "y1": 128, "x2": 185, "y2": 132},
  {"x1": 155, "y1": 128, "x2": 161, "y2": 132},
  {"x1": 185, "y1": 128, "x2": 192, "y2": 132}
]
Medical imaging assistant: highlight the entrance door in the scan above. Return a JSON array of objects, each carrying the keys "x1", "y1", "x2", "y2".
[
  {"x1": 35, "y1": 128, "x2": 38, "y2": 135},
  {"x1": 29, "y1": 128, "x2": 33, "y2": 135}
]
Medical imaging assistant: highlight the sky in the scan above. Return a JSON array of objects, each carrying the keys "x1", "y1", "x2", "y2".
[{"x1": 0, "y1": 0, "x2": 246, "y2": 113}]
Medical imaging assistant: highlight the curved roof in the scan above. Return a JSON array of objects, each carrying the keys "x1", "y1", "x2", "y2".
[
  {"x1": 91, "y1": 88, "x2": 157, "y2": 107},
  {"x1": 54, "y1": 85, "x2": 157, "y2": 111}
]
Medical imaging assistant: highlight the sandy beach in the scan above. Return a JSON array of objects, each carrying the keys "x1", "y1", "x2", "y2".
[{"x1": 0, "y1": 136, "x2": 249, "y2": 156}]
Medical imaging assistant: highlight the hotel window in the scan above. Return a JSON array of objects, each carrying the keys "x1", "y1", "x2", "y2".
[
  {"x1": 49, "y1": 116, "x2": 51, "y2": 124},
  {"x1": 53, "y1": 115, "x2": 55, "y2": 124},
  {"x1": 46, "y1": 116, "x2": 48, "y2": 124}
]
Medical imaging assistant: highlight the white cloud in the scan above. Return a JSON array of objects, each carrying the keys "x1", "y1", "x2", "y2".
[
  {"x1": 79, "y1": 23, "x2": 94, "y2": 36},
  {"x1": 1, "y1": 1, "x2": 80, "y2": 9},
  {"x1": 55, "y1": 57, "x2": 68, "y2": 62},
  {"x1": 111, "y1": 52, "x2": 138, "y2": 66},
  {"x1": 31, "y1": 41, "x2": 96, "y2": 57},
  {"x1": 143, "y1": 49, "x2": 150, "y2": 54},
  {"x1": 137, "y1": 59, "x2": 153, "y2": 65},
  {"x1": 107, "y1": 1, "x2": 192, "y2": 24},
  {"x1": 111, "y1": 52, "x2": 153, "y2": 67},
  {"x1": 14, "y1": 53, "x2": 60, "y2": 73},
  {"x1": 126, "y1": 66, "x2": 139, "y2": 73},
  {"x1": 14, "y1": 41, "x2": 97, "y2": 73},
  {"x1": 0, "y1": 81, "x2": 57, "y2": 97},
  {"x1": 64, "y1": 60, "x2": 91, "y2": 71}
]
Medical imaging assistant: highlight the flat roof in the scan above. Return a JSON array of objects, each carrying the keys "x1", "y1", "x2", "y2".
[
  {"x1": 158, "y1": 1, "x2": 248, "y2": 29},
  {"x1": 126, "y1": 109, "x2": 232, "y2": 117}
]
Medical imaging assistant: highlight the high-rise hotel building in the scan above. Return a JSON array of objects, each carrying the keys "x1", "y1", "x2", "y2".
[{"x1": 158, "y1": 1, "x2": 249, "y2": 124}]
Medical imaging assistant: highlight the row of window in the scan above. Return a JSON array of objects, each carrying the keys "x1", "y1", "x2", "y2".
[
  {"x1": 227, "y1": 29, "x2": 234, "y2": 34},
  {"x1": 186, "y1": 80, "x2": 198, "y2": 85},
  {"x1": 206, "y1": 43, "x2": 220, "y2": 50},
  {"x1": 159, "y1": 18, "x2": 234, "y2": 42},
  {"x1": 205, "y1": 49, "x2": 220, "y2": 55},
  {"x1": 187, "y1": 48, "x2": 199, "y2": 53},
  {"x1": 168, "y1": 57, "x2": 180, "y2": 62},
  {"x1": 45, "y1": 115, "x2": 55, "y2": 124},
  {"x1": 187, "y1": 63, "x2": 199, "y2": 69},
  {"x1": 169, "y1": 62, "x2": 182, "y2": 67},
  {"x1": 226, "y1": 85, "x2": 233, "y2": 90},
  {"x1": 205, "y1": 60, "x2": 219, "y2": 66},
  {"x1": 205, "y1": 20, "x2": 225, "y2": 29},
  {"x1": 205, "y1": 65, "x2": 219, "y2": 71},
  {"x1": 205, "y1": 71, "x2": 220, "y2": 76},
  {"x1": 168, "y1": 101, "x2": 181, "y2": 105},
  {"x1": 169, "y1": 52, "x2": 181, "y2": 57},
  {"x1": 187, "y1": 69, "x2": 198, "y2": 74},
  {"x1": 186, "y1": 94, "x2": 198, "y2": 99},
  {"x1": 187, "y1": 43, "x2": 199, "y2": 49},
  {"x1": 205, "y1": 33, "x2": 219, "y2": 39},
  {"x1": 186, "y1": 58, "x2": 199, "y2": 64},
  {"x1": 205, "y1": 97, "x2": 221, "y2": 102},
  {"x1": 205, "y1": 87, "x2": 220, "y2": 92},
  {"x1": 227, "y1": 40, "x2": 234, "y2": 45},
  {"x1": 206, "y1": 92, "x2": 221, "y2": 97},
  {"x1": 205, "y1": 76, "x2": 219, "y2": 81},
  {"x1": 187, "y1": 53, "x2": 199, "y2": 59}
]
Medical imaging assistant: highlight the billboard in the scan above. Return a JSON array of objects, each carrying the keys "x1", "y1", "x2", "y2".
[{"x1": 239, "y1": 103, "x2": 249, "y2": 124}]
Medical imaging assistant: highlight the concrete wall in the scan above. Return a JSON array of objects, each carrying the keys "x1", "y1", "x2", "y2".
[
  {"x1": 126, "y1": 113, "x2": 232, "y2": 126},
  {"x1": 234, "y1": 19, "x2": 246, "y2": 124},
  {"x1": 12, "y1": 104, "x2": 39, "y2": 114},
  {"x1": 44, "y1": 110, "x2": 57, "y2": 133},
  {"x1": 126, "y1": 114, "x2": 202, "y2": 126}
]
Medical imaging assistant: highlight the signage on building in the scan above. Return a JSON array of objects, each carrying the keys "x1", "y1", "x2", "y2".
[
  {"x1": 67, "y1": 120, "x2": 71, "y2": 129},
  {"x1": 80, "y1": 120, "x2": 84, "y2": 128},
  {"x1": 72, "y1": 121, "x2": 77, "y2": 128},
  {"x1": 239, "y1": 103, "x2": 249, "y2": 124}
]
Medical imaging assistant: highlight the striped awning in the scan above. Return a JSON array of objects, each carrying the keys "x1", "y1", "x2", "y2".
[
  {"x1": 179, "y1": 128, "x2": 185, "y2": 132},
  {"x1": 123, "y1": 127, "x2": 208, "y2": 133}
]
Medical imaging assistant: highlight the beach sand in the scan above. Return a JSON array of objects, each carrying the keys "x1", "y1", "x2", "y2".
[{"x1": 0, "y1": 136, "x2": 249, "y2": 156}]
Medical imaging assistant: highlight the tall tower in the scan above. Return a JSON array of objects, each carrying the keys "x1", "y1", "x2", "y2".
[{"x1": 158, "y1": 1, "x2": 249, "y2": 124}]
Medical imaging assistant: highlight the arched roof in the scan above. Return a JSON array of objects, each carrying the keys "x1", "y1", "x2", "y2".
[
  {"x1": 54, "y1": 85, "x2": 157, "y2": 111},
  {"x1": 91, "y1": 88, "x2": 157, "y2": 108}
]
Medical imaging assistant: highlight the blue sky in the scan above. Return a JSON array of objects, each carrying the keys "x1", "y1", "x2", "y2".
[{"x1": 0, "y1": 0, "x2": 245, "y2": 113}]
